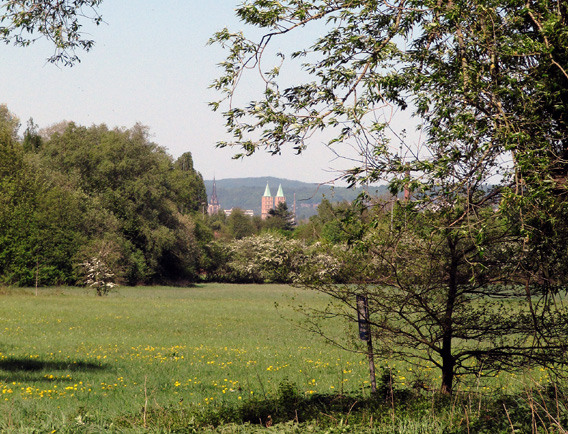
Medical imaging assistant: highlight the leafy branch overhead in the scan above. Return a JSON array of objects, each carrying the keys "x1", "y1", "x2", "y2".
[
  {"x1": 210, "y1": 0, "x2": 568, "y2": 198},
  {"x1": 0, "y1": 0, "x2": 104, "y2": 65}
]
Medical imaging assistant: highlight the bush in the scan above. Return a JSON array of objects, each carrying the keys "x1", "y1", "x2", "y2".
[
  {"x1": 80, "y1": 254, "x2": 118, "y2": 296},
  {"x1": 223, "y1": 232, "x2": 307, "y2": 283}
]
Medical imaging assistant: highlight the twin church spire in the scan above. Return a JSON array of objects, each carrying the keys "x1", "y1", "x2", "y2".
[
  {"x1": 207, "y1": 179, "x2": 289, "y2": 219},
  {"x1": 261, "y1": 182, "x2": 285, "y2": 219}
]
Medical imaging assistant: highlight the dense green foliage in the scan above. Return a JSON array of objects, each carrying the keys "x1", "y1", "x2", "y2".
[{"x1": 0, "y1": 106, "x2": 208, "y2": 286}]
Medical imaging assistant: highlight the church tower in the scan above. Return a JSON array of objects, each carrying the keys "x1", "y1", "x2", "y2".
[
  {"x1": 274, "y1": 184, "x2": 286, "y2": 207},
  {"x1": 207, "y1": 178, "x2": 221, "y2": 215},
  {"x1": 261, "y1": 182, "x2": 273, "y2": 219}
]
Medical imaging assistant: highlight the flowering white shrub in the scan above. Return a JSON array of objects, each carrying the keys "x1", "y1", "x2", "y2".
[
  {"x1": 224, "y1": 233, "x2": 350, "y2": 284},
  {"x1": 81, "y1": 256, "x2": 118, "y2": 296},
  {"x1": 301, "y1": 244, "x2": 343, "y2": 282},
  {"x1": 226, "y1": 233, "x2": 306, "y2": 283}
]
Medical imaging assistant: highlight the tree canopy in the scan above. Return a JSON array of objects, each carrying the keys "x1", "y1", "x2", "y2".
[
  {"x1": 212, "y1": 0, "x2": 568, "y2": 393},
  {"x1": 0, "y1": 107, "x2": 208, "y2": 286},
  {"x1": 211, "y1": 0, "x2": 567, "y2": 198}
]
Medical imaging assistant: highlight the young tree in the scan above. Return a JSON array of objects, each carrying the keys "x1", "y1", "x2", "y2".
[
  {"x1": 299, "y1": 197, "x2": 568, "y2": 394},
  {"x1": 265, "y1": 202, "x2": 295, "y2": 231},
  {"x1": 81, "y1": 250, "x2": 118, "y2": 296}
]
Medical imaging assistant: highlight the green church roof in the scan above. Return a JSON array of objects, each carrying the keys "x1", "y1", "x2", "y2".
[
  {"x1": 276, "y1": 184, "x2": 285, "y2": 197},
  {"x1": 263, "y1": 183, "x2": 272, "y2": 197}
]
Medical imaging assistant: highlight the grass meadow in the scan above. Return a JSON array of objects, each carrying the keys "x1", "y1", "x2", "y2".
[{"x1": 0, "y1": 284, "x2": 566, "y2": 433}]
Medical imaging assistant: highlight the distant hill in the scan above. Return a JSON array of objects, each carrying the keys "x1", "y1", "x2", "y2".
[{"x1": 204, "y1": 177, "x2": 389, "y2": 220}]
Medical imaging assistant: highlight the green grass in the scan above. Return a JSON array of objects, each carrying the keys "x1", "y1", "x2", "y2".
[
  {"x1": 0, "y1": 284, "x2": 376, "y2": 431},
  {"x1": 0, "y1": 284, "x2": 565, "y2": 433}
]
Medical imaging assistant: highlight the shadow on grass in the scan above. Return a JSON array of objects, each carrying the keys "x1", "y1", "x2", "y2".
[
  {"x1": 141, "y1": 382, "x2": 418, "y2": 432},
  {"x1": 0, "y1": 358, "x2": 104, "y2": 372},
  {"x1": 0, "y1": 357, "x2": 106, "y2": 382},
  {"x1": 136, "y1": 385, "x2": 568, "y2": 434}
]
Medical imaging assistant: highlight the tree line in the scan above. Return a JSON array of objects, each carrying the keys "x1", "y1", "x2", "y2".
[
  {"x1": 0, "y1": 104, "x2": 346, "y2": 287},
  {"x1": 0, "y1": 103, "x2": 355, "y2": 287},
  {"x1": 0, "y1": 106, "x2": 208, "y2": 286}
]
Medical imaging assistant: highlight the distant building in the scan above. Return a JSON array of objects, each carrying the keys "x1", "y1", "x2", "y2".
[
  {"x1": 207, "y1": 178, "x2": 221, "y2": 215},
  {"x1": 274, "y1": 184, "x2": 286, "y2": 208},
  {"x1": 261, "y1": 182, "x2": 274, "y2": 219},
  {"x1": 208, "y1": 179, "x2": 296, "y2": 220},
  {"x1": 224, "y1": 208, "x2": 254, "y2": 217},
  {"x1": 261, "y1": 182, "x2": 295, "y2": 220}
]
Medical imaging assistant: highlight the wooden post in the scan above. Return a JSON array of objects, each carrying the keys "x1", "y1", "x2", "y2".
[
  {"x1": 357, "y1": 295, "x2": 377, "y2": 394},
  {"x1": 35, "y1": 258, "x2": 39, "y2": 296}
]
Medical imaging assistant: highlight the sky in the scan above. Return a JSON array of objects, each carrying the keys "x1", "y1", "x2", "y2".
[{"x1": 0, "y1": 1, "x2": 415, "y2": 184}]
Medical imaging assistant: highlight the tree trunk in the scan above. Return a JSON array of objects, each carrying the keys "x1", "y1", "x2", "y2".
[
  {"x1": 441, "y1": 235, "x2": 459, "y2": 394},
  {"x1": 440, "y1": 346, "x2": 455, "y2": 394}
]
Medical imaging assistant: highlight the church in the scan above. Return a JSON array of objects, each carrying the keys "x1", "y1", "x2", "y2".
[
  {"x1": 207, "y1": 180, "x2": 293, "y2": 219},
  {"x1": 261, "y1": 183, "x2": 286, "y2": 219},
  {"x1": 207, "y1": 178, "x2": 221, "y2": 215}
]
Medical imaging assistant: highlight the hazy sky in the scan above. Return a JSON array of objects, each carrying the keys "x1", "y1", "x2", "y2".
[{"x1": 0, "y1": 1, "x2": 415, "y2": 184}]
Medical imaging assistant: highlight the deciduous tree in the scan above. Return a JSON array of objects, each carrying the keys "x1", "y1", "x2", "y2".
[
  {"x1": 212, "y1": 0, "x2": 568, "y2": 393},
  {"x1": 227, "y1": 208, "x2": 255, "y2": 239}
]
